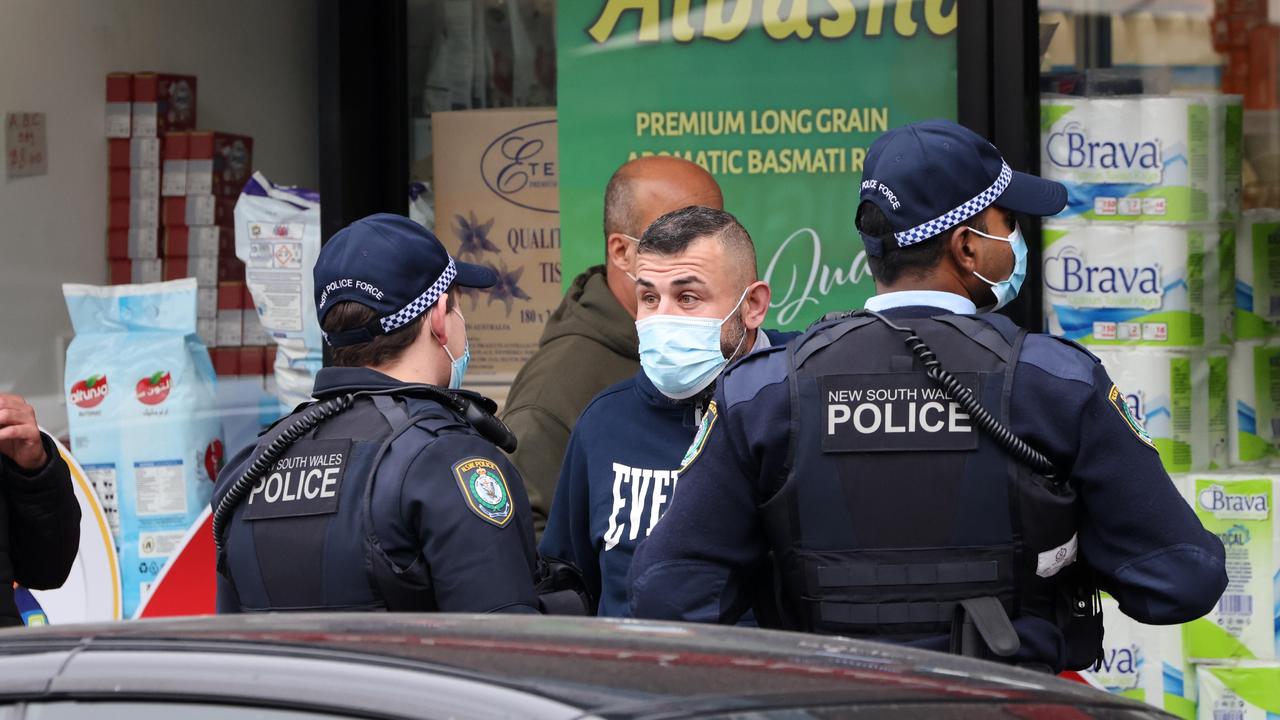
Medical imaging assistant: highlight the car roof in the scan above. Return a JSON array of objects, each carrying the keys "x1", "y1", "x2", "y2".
[{"x1": 0, "y1": 614, "x2": 1155, "y2": 719}]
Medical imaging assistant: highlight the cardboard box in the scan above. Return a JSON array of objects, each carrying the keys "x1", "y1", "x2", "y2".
[
  {"x1": 111, "y1": 197, "x2": 160, "y2": 230},
  {"x1": 161, "y1": 131, "x2": 189, "y2": 196},
  {"x1": 107, "y1": 259, "x2": 162, "y2": 285},
  {"x1": 105, "y1": 73, "x2": 132, "y2": 138},
  {"x1": 218, "y1": 255, "x2": 245, "y2": 282},
  {"x1": 217, "y1": 281, "x2": 245, "y2": 346},
  {"x1": 130, "y1": 137, "x2": 160, "y2": 169},
  {"x1": 107, "y1": 198, "x2": 159, "y2": 230},
  {"x1": 198, "y1": 285, "x2": 218, "y2": 320},
  {"x1": 162, "y1": 195, "x2": 235, "y2": 227},
  {"x1": 197, "y1": 317, "x2": 217, "y2": 347},
  {"x1": 108, "y1": 139, "x2": 131, "y2": 169},
  {"x1": 210, "y1": 348, "x2": 239, "y2": 376},
  {"x1": 186, "y1": 132, "x2": 254, "y2": 197},
  {"x1": 108, "y1": 168, "x2": 160, "y2": 200},
  {"x1": 163, "y1": 255, "x2": 218, "y2": 286},
  {"x1": 242, "y1": 285, "x2": 272, "y2": 345},
  {"x1": 238, "y1": 346, "x2": 267, "y2": 377},
  {"x1": 106, "y1": 228, "x2": 159, "y2": 260},
  {"x1": 130, "y1": 73, "x2": 197, "y2": 137},
  {"x1": 164, "y1": 225, "x2": 226, "y2": 258}
]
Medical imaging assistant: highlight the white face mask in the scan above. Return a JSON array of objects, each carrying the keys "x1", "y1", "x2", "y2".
[
  {"x1": 432, "y1": 308, "x2": 470, "y2": 390},
  {"x1": 636, "y1": 287, "x2": 750, "y2": 400}
]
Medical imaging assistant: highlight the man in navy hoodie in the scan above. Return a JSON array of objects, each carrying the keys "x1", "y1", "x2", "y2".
[{"x1": 540, "y1": 206, "x2": 795, "y2": 617}]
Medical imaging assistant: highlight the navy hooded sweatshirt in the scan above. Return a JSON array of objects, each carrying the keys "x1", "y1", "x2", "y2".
[{"x1": 540, "y1": 328, "x2": 795, "y2": 617}]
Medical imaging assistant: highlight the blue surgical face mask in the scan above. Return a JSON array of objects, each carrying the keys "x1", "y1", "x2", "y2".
[
  {"x1": 969, "y1": 223, "x2": 1026, "y2": 312},
  {"x1": 637, "y1": 288, "x2": 749, "y2": 400},
  {"x1": 435, "y1": 308, "x2": 470, "y2": 389}
]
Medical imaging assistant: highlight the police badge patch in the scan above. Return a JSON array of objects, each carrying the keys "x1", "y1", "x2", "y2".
[
  {"x1": 1108, "y1": 384, "x2": 1155, "y2": 449},
  {"x1": 453, "y1": 457, "x2": 514, "y2": 527},
  {"x1": 679, "y1": 401, "x2": 718, "y2": 472}
]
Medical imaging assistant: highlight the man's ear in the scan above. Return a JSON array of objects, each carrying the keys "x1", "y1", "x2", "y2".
[
  {"x1": 742, "y1": 281, "x2": 771, "y2": 330},
  {"x1": 426, "y1": 294, "x2": 450, "y2": 347},
  {"x1": 606, "y1": 233, "x2": 633, "y2": 273},
  {"x1": 949, "y1": 225, "x2": 979, "y2": 273}
]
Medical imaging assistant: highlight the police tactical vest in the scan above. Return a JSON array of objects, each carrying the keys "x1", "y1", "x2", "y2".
[
  {"x1": 219, "y1": 395, "x2": 458, "y2": 612},
  {"x1": 764, "y1": 312, "x2": 1081, "y2": 642}
]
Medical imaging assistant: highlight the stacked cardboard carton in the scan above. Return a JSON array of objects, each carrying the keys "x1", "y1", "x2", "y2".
[{"x1": 104, "y1": 72, "x2": 268, "y2": 389}]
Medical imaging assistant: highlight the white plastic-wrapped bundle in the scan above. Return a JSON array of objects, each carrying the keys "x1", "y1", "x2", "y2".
[
  {"x1": 1042, "y1": 223, "x2": 1207, "y2": 347},
  {"x1": 1228, "y1": 341, "x2": 1280, "y2": 465},
  {"x1": 1182, "y1": 473, "x2": 1276, "y2": 663},
  {"x1": 1092, "y1": 348, "x2": 1220, "y2": 473},
  {"x1": 1042, "y1": 95, "x2": 1212, "y2": 223},
  {"x1": 1235, "y1": 210, "x2": 1280, "y2": 341}
]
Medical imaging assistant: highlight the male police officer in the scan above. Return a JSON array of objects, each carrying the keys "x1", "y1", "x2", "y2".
[
  {"x1": 213, "y1": 213, "x2": 540, "y2": 614},
  {"x1": 628, "y1": 120, "x2": 1228, "y2": 672}
]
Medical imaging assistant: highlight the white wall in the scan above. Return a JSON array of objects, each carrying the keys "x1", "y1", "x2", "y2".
[{"x1": 0, "y1": 0, "x2": 319, "y2": 433}]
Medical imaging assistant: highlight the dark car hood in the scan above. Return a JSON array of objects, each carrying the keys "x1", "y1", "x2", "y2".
[{"x1": 0, "y1": 614, "x2": 1151, "y2": 718}]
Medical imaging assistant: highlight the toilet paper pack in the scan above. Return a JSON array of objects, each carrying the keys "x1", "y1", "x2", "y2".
[
  {"x1": 1184, "y1": 474, "x2": 1275, "y2": 663},
  {"x1": 1235, "y1": 210, "x2": 1280, "y2": 341},
  {"x1": 1043, "y1": 223, "x2": 1206, "y2": 347},
  {"x1": 1083, "y1": 594, "x2": 1161, "y2": 706},
  {"x1": 1093, "y1": 349, "x2": 1217, "y2": 473},
  {"x1": 1204, "y1": 224, "x2": 1237, "y2": 346},
  {"x1": 1229, "y1": 342, "x2": 1280, "y2": 465},
  {"x1": 1083, "y1": 594, "x2": 1193, "y2": 715},
  {"x1": 1042, "y1": 96, "x2": 1211, "y2": 223},
  {"x1": 1197, "y1": 663, "x2": 1280, "y2": 720},
  {"x1": 1204, "y1": 94, "x2": 1243, "y2": 223},
  {"x1": 1210, "y1": 349, "x2": 1231, "y2": 469}
]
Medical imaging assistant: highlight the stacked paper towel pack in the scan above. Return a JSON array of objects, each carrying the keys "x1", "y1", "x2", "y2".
[{"x1": 1042, "y1": 94, "x2": 1280, "y2": 718}]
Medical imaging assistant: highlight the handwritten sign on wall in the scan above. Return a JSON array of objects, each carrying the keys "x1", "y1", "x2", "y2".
[{"x1": 7, "y1": 112, "x2": 47, "y2": 178}]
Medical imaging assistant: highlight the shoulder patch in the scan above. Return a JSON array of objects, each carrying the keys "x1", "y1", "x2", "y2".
[
  {"x1": 1108, "y1": 384, "x2": 1156, "y2": 450},
  {"x1": 453, "y1": 457, "x2": 514, "y2": 527},
  {"x1": 679, "y1": 400, "x2": 718, "y2": 472}
]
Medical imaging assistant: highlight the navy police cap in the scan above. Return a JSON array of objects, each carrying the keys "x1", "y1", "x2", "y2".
[
  {"x1": 314, "y1": 213, "x2": 496, "y2": 347},
  {"x1": 856, "y1": 119, "x2": 1067, "y2": 257}
]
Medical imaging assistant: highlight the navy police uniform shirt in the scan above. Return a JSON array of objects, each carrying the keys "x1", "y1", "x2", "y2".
[
  {"x1": 541, "y1": 328, "x2": 795, "y2": 617},
  {"x1": 216, "y1": 367, "x2": 540, "y2": 614},
  {"x1": 628, "y1": 291, "x2": 1228, "y2": 661}
]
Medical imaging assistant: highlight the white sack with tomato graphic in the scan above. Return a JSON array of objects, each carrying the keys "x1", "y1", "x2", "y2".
[{"x1": 62, "y1": 278, "x2": 222, "y2": 618}]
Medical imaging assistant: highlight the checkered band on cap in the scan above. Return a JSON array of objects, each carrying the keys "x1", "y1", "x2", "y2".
[
  {"x1": 893, "y1": 162, "x2": 1012, "y2": 247},
  {"x1": 379, "y1": 258, "x2": 457, "y2": 333}
]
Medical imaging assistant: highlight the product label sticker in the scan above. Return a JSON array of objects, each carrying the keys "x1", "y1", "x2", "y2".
[
  {"x1": 133, "y1": 460, "x2": 188, "y2": 516},
  {"x1": 1036, "y1": 533, "x2": 1078, "y2": 578},
  {"x1": 820, "y1": 373, "x2": 979, "y2": 453},
  {"x1": 242, "y1": 439, "x2": 350, "y2": 521}
]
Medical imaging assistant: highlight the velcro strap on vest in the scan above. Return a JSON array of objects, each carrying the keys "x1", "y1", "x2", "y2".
[
  {"x1": 819, "y1": 600, "x2": 956, "y2": 626},
  {"x1": 817, "y1": 560, "x2": 999, "y2": 588}
]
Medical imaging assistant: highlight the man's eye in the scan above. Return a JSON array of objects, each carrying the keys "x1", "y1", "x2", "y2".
[{"x1": 680, "y1": 294, "x2": 698, "y2": 304}]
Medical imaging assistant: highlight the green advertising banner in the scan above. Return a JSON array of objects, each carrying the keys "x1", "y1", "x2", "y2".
[{"x1": 557, "y1": 1, "x2": 959, "y2": 330}]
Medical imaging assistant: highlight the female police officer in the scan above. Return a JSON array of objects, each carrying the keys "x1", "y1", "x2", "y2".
[
  {"x1": 213, "y1": 213, "x2": 541, "y2": 614},
  {"x1": 628, "y1": 120, "x2": 1228, "y2": 673}
]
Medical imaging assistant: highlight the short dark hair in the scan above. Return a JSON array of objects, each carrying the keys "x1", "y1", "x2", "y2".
[
  {"x1": 638, "y1": 205, "x2": 757, "y2": 281},
  {"x1": 856, "y1": 202, "x2": 990, "y2": 285},
  {"x1": 321, "y1": 288, "x2": 456, "y2": 368}
]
